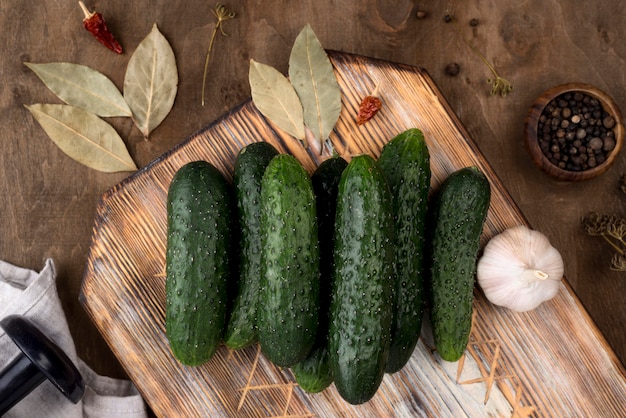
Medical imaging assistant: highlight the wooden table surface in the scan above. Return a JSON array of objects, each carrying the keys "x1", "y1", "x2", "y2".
[{"x1": 1, "y1": 0, "x2": 624, "y2": 393}]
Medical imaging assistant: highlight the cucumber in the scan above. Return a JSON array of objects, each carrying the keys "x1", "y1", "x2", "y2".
[
  {"x1": 291, "y1": 345, "x2": 333, "y2": 394},
  {"x1": 224, "y1": 142, "x2": 279, "y2": 350},
  {"x1": 165, "y1": 161, "x2": 235, "y2": 366},
  {"x1": 329, "y1": 154, "x2": 395, "y2": 405},
  {"x1": 428, "y1": 166, "x2": 490, "y2": 362},
  {"x1": 257, "y1": 154, "x2": 320, "y2": 367},
  {"x1": 292, "y1": 156, "x2": 347, "y2": 393},
  {"x1": 378, "y1": 128, "x2": 431, "y2": 373}
]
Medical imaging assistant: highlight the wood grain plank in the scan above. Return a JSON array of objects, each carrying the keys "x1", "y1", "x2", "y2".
[{"x1": 80, "y1": 52, "x2": 626, "y2": 417}]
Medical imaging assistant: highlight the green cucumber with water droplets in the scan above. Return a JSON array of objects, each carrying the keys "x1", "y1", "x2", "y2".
[
  {"x1": 378, "y1": 128, "x2": 431, "y2": 373},
  {"x1": 292, "y1": 156, "x2": 347, "y2": 393},
  {"x1": 329, "y1": 154, "x2": 395, "y2": 405},
  {"x1": 428, "y1": 166, "x2": 490, "y2": 362},
  {"x1": 224, "y1": 142, "x2": 279, "y2": 350},
  {"x1": 257, "y1": 154, "x2": 320, "y2": 368},
  {"x1": 165, "y1": 161, "x2": 236, "y2": 366}
]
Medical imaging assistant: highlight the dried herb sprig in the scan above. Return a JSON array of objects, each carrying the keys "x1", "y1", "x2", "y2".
[
  {"x1": 201, "y1": 3, "x2": 236, "y2": 107},
  {"x1": 444, "y1": 12, "x2": 513, "y2": 97},
  {"x1": 582, "y1": 212, "x2": 626, "y2": 271}
]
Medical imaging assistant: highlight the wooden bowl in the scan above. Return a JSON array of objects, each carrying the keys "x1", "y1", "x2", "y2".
[{"x1": 524, "y1": 83, "x2": 624, "y2": 181}]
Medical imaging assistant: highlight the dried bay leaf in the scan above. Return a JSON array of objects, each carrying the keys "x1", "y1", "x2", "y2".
[
  {"x1": 26, "y1": 104, "x2": 137, "y2": 173},
  {"x1": 249, "y1": 59, "x2": 305, "y2": 141},
  {"x1": 288, "y1": 24, "x2": 341, "y2": 147},
  {"x1": 25, "y1": 62, "x2": 131, "y2": 117},
  {"x1": 124, "y1": 24, "x2": 178, "y2": 138}
]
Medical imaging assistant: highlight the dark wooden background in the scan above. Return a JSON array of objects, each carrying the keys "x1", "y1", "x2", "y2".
[{"x1": 1, "y1": 0, "x2": 624, "y2": 385}]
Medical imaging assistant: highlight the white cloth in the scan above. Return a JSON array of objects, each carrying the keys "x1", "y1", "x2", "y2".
[{"x1": 0, "y1": 258, "x2": 147, "y2": 417}]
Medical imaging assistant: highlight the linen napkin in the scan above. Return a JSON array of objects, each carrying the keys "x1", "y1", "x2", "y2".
[{"x1": 0, "y1": 258, "x2": 147, "y2": 417}]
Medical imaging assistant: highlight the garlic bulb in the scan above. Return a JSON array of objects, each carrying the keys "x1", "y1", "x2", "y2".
[{"x1": 476, "y1": 225, "x2": 564, "y2": 312}]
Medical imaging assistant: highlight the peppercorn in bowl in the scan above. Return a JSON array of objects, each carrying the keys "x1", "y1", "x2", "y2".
[{"x1": 524, "y1": 83, "x2": 624, "y2": 181}]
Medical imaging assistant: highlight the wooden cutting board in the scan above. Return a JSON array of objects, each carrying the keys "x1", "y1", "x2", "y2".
[{"x1": 80, "y1": 51, "x2": 626, "y2": 417}]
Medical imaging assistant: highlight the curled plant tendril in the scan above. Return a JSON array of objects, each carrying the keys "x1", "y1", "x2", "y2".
[
  {"x1": 201, "y1": 3, "x2": 236, "y2": 107},
  {"x1": 213, "y1": 3, "x2": 236, "y2": 34},
  {"x1": 487, "y1": 75, "x2": 513, "y2": 97},
  {"x1": 607, "y1": 218, "x2": 626, "y2": 241},
  {"x1": 612, "y1": 253, "x2": 626, "y2": 271}
]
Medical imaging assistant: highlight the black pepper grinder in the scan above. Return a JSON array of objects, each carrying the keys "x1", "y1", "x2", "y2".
[{"x1": 0, "y1": 314, "x2": 84, "y2": 415}]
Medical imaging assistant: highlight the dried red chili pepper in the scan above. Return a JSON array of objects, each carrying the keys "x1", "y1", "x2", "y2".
[
  {"x1": 356, "y1": 95, "x2": 382, "y2": 125},
  {"x1": 78, "y1": 1, "x2": 123, "y2": 54}
]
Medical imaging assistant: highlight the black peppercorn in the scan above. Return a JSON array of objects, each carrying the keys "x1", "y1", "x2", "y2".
[
  {"x1": 603, "y1": 116, "x2": 616, "y2": 129},
  {"x1": 589, "y1": 137, "x2": 603, "y2": 150},
  {"x1": 444, "y1": 62, "x2": 460, "y2": 76},
  {"x1": 562, "y1": 108, "x2": 572, "y2": 118},
  {"x1": 604, "y1": 137, "x2": 616, "y2": 151}
]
